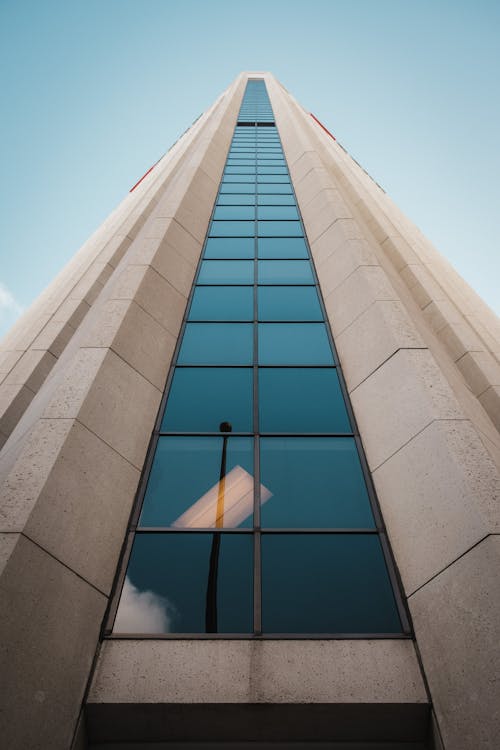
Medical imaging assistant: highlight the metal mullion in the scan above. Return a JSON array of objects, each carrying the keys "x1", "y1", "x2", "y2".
[
  {"x1": 252, "y1": 124, "x2": 262, "y2": 636},
  {"x1": 109, "y1": 631, "x2": 407, "y2": 641}
]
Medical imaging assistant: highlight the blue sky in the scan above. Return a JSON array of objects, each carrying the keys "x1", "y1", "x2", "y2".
[{"x1": 0, "y1": 0, "x2": 499, "y2": 339}]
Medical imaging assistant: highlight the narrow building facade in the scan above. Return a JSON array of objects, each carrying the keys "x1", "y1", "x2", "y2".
[{"x1": 0, "y1": 72, "x2": 499, "y2": 750}]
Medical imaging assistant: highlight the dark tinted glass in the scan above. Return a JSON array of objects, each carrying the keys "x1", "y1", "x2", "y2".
[
  {"x1": 213, "y1": 206, "x2": 254, "y2": 220},
  {"x1": 258, "y1": 260, "x2": 314, "y2": 284},
  {"x1": 162, "y1": 367, "x2": 252, "y2": 432},
  {"x1": 140, "y1": 436, "x2": 254, "y2": 528},
  {"x1": 258, "y1": 323, "x2": 334, "y2": 365},
  {"x1": 257, "y1": 175, "x2": 290, "y2": 183},
  {"x1": 257, "y1": 194, "x2": 296, "y2": 206},
  {"x1": 189, "y1": 286, "x2": 253, "y2": 321},
  {"x1": 258, "y1": 286, "x2": 323, "y2": 320},
  {"x1": 225, "y1": 166, "x2": 255, "y2": 174},
  {"x1": 257, "y1": 206, "x2": 299, "y2": 220},
  {"x1": 219, "y1": 183, "x2": 255, "y2": 194},
  {"x1": 257, "y1": 183, "x2": 293, "y2": 194},
  {"x1": 259, "y1": 368, "x2": 351, "y2": 433},
  {"x1": 178, "y1": 323, "x2": 253, "y2": 364},
  {"x1": 217, "y1": 194, "x2": 256, "y2": 206},
  {"x1": 210, "y1": 221, "x2": 254, "y2": 237},
  {"x1": 260, "y1": 438, "x2": 374, "y2": 528},
  {"x1": 114, "y1": 533, "x2": 253, "y2": 633},
  {"x1": 198, "y1": 261, "x2": 253, "y2": 284},
  {"x1": 258, "y1": 221, "x2": 302, "y2": 237},
  {"x1": 261, "y1": 534, "x2": 402, "y2": 633},
  {"x1": 204, "y1": 238, "x2": 254, "y2": 259},
  {"x1": 258, "y1": 238, "x2": 308, "y2": 259}
]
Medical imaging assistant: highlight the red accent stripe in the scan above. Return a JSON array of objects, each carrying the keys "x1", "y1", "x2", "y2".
[
  {"x1": 129, "y1": 159, "x2": 160, "y2": 192},
  {"x1": 310, "y1": 113, "x2": 336, "y2": 141}
]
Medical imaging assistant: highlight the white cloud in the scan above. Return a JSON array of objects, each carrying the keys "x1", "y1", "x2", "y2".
[{"x1": 113, "y1": 575, "x2": 177, "y2": 634}]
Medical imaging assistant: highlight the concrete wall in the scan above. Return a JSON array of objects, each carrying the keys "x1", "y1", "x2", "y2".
[{"x1": 265, "y1": 73, "x2": 500, "y2": 750}]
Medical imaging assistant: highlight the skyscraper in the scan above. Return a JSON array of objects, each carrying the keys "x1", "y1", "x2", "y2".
[{"x1": 0, "y1": 72, "x2": 499, "y2": 750}]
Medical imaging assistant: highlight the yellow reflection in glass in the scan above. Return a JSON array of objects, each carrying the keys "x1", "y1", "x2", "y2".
[{"x1": 172, "y1": 466, "x2": 272, "y2": 528}]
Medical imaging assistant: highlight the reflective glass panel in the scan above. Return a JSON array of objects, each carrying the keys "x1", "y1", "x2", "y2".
[
  {"x1": 257, "y1": 183, "x2": 293, "y2": 194},
  {"x1": 178, "y1": 323, "x2": 253, "y2": 364},
  {"x1": 213, "y1": 206, "x2": 254, "y2": 220},
  {"x1": 259, "y1": 368, "x2": 351, "y2": 433},
  {"x1": 204, "y1": 238, "x2": 254, "y2": 259},
  {"x1": 257, "y1": 166, "x2": 288, "y2": 175},
  {"x1": 258, "y1": 238, "x2": 308, "y2": 259},
  {"x1": 219, "y1": 183, "x2": 255, "y2": 194},
  {"x1": 261, "y1": 534, "x2": 402, "y2": 633},
  {"x1": 257, "y1": 174, "x2": 290, "y2": 183},
  {"x1": 258, "y1": 260, "x2": 314, "y2": 284},
  {"x1": 189, "y1": 286, "x2": 253, "y2": 321},
  {"x1": 257, "y1": 206, "x2": 299, "y2": 220},
  {"x1": 162, "y1": 367, "x2": 252, "y2": 432},
  {"x1": 209, "y1": 221, "x2": 254, "y2": 237},
  {"x1": 258, "y1": 286, "x2": 323, "y2": 320},
  {"x1": 258, "y1": 323, "x2": 334, "y2": 365},
  {"x1": 258, "y1": 221, "x2": 302, "y2": 237},
  {"x1": 224, "y1": 166, "x2": 256, "y2": 175},
  {"x1": 140, "y1": 436, "x2": 254, "y2": 528},
  {"x1": 198, "y1": 260, "x2": 254, "y2": 284},
  {"x1": 114, "y1": 533, "x2": 253, "y2": 633},
  {"x1": 260, "y1": 438, "x2": 374, "y2": 528},
  {"x1": 257, "y1": 194, "x2": 296, "y2": 206},
  {"x1": 216, "y1": 194, "x2": 256, "y2": 206}
]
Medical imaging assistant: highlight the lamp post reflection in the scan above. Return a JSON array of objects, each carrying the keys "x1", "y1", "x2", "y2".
[{"x1": 205, "y1": 421, "x2": 232, "y2": 633}]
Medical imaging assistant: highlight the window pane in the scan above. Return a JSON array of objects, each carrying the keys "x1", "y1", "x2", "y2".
[
  {"x1": 258, "y1": 286, "x2": 323, "y2": 320},
  {"x1": 258, "y1": 221, "x2": 302, "y2": 237},
  {"x1": 225, "y1": 166, "x2": 256, "y2": 175},
  {"x1": 258, "y1": 238, "x2": 308, "y2": 259},
  {"x1": 222, "y1": 179, "x2": 255, "y2": 187},
  {"x1": 257, "y1": 194, "x2": 296, "y2": 206},
  {"x1": 257, "y1": 183, "x2": 293, "y2": 194},
  {"x1": 257, "y1": 174, "x2": 290, "y2": 183},
  {"x1": 260, "y1": 438, "x2": 374, "y2": 528},
  {"x1": 189, "y1": 286, "x2": 253, "y2": 321},
  {"x1": 178, "y1": 323, "x2": 253, "y2": 364},
  {"x1": 259, "y1": 368, "x2": 351, "y2": 433},
  {"x1": 204, "y1": 238, "x2": 254, "y2": 259},
  {"x1": 162, "y1": 367, "x2": 253, "y2": 432},
  {"x1": 213, "y1": 206, "x2": 254, "y2": 220},
  {"x1": 257, "y1": 206, "x2": 299, "y2": 220},
  {"x1": 209, "y1": 221, "x2": 254, "y2": 237},
  {"x1": 114, "y1": 533, "x2": 253, "y2": 633},
  {"x1": 258, "y1": 260, "x2": 314, "y2": 284},
  {"x1": 140, "y1": 436, "x2": 254, "y2": 528},
  {"x1": 198, "y1": 260, "x2": 254, "y2": 284},
  {"x1": 258, "y1": 323, "x2": 334, "y2": 365},
  {"x1": 217, "y1": 194, "x2": 256, "y2": 206},
  {"x1": 257, "y1": 166, "x2": 288, "y2": 175},
  {"x1": 219, "y1": 183, "x2": 255, "y2": 194},
  {"x1": 261, "y1": 534, "x2": 402, "y2": 634}
]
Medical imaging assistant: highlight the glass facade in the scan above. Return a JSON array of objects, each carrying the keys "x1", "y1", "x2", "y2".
[{"x1": 111, "y1": 80, "x2": 406, "y2": 637}]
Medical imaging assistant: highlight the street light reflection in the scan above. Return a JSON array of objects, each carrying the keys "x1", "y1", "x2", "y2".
[{"x1": 172, "y1": 466, "x2": 272, "y2": 528}]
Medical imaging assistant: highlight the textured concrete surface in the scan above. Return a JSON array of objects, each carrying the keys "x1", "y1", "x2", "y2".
[{"x1": 409, "y1": 535, "x2": 500, "y2": 750}]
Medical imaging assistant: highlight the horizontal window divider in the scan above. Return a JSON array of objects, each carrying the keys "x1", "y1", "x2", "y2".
[
  {"x1": 134, "y1": 528, "x2": 378, "y2": 534},
  {"x1": 106, "y1": 632, "x2": 410, "y2": 641},
  {"x1": 156, "y1": 431, "x2": 355, "y2": 438},
  {"x1": 171, "y1": 363, "x2": 339, "y2": 369}
]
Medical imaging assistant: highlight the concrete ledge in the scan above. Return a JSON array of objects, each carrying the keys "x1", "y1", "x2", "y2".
[
  {"x1": 86, "y1": 703, "x2": 429, "y2": 745},
  {"x1": 87, "y1": 639, "x2": 428, "y2": 743}
]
